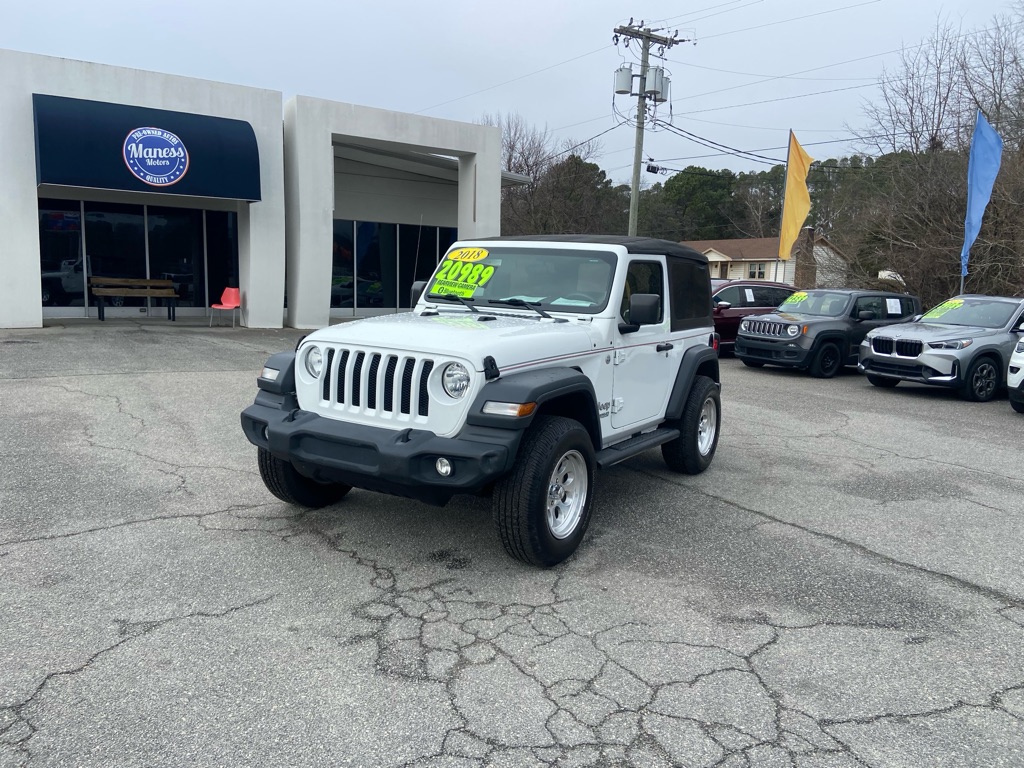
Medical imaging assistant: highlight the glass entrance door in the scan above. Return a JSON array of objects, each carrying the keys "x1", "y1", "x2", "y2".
[{"x1": 84, "y1": 202, "x2": 146, "y2": 317}]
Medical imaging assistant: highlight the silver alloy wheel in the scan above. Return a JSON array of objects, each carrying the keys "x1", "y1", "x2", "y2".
[
  {"x1": 546, "y1": 449, "x2": 588, "y2": 539},
  {"x1": 697, "y1": 397, "x2": 718, "y2": 456}
]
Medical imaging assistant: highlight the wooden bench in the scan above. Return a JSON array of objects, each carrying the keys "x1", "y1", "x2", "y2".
[{"x1": 88, "y1": 277, "x2": 179, "y2": 321}]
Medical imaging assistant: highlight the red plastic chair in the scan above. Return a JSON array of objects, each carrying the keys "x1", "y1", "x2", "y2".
[{"x1": 210, "y1": 287, "x2": 241, "y2": 327}]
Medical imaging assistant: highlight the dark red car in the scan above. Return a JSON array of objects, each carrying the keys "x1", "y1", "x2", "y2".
[{"x1": 711, "y1": 280, "x2": 796, "y2": 351}]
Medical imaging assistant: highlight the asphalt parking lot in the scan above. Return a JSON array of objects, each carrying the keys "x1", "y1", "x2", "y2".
[{"x1": 1, "y1": 320, "x2": 1022, "y2": 768}]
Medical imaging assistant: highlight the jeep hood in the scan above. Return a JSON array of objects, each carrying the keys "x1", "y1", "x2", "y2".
[
  {"x1": 871, "y1": 322, "x2": 1001, "y2": 340},
  {"x1": 302, "y1": 311, "x2": 600, "y2": 371}
]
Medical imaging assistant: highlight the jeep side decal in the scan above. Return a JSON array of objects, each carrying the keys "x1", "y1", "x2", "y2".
[{"x1": 430, "y1": 248, "x2": 498, "y2": 298}]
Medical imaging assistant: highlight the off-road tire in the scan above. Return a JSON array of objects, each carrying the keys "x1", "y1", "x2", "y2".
[
  {"x1": 257, "y1": 447, "x2": 351, "y2": 507},
  {"x1": 492, "y1": 416, "x2": 595, "y2": 567},
  {"x1": 741, "y1": 359, "x2": 764, "y2": 368},
  {"x1": 662, "y1": 375, "x2": 721, "y2": 474},
  {"x1": 960, "y1": 356, "x2": 1000, "y2": 402},
  {"x1": 810, "y1": 342, "x2": 842, "y2": 378},
  {"x1": 867, "y1": 374, "x2": 899, "y2": 388}
]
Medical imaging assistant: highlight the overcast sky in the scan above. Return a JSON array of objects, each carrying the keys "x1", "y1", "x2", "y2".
[{"x1": 2, "y1": 0, "x2": 1016, "y2": 184}]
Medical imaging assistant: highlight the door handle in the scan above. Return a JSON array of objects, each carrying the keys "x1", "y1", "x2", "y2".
[{"x1": 656, "y1": 343, "x2": 674, "y2": 352}]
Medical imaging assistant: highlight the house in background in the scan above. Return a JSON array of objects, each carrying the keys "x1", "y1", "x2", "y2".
[{"x1": 682, "y1": 235, "x2": 848, "y2": 288}]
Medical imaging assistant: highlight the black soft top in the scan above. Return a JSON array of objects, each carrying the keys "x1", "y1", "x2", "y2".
[{"x1": 479, "y1": 235, "x2": 708, "y2": 264}]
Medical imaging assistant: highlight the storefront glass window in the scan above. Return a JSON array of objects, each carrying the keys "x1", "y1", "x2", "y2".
[
  {"x1": 398, "y1": 224, "x2": 439, "y2": 308},
  {"x1": 38, "y1": 199, "x2": 84, "y2": 307},
  {"x1": 206, "y1": 211, "x2": 239, "y2": 310},
  {"x1": 84, "y1": 202, "x2": 146, "y2": 307},
  {"x1": 331, "y1": 220, "x2": 355, "y2": 308},
  {"x1": 147, "y1": 207, "x2": 205, "y2": 307},
  {"x1": 439, "y1": 227, "x2": 458, "y2": 257},
  {"x1": 355, "y1": 222, "x2": 396, "y2": 310}
]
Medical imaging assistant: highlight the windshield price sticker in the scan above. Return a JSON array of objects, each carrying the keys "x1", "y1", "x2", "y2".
[
  {"x1": 782, "y1": 291, "x2": 809, "y2": 306},
  {"x1": 430, "y1": 248, "x2": 496, "y2": 298},
  {"x1": 923, "y1": 299, "x2": 963, "y2": 319}
]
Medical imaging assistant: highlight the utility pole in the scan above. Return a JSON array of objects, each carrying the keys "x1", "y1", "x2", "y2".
[{"x1": 613, "y1": 22, "x2": 684, "y2": 236}]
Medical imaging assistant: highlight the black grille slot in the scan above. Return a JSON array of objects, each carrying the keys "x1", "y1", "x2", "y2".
[
  {"x1": 351, "y1": 352, "x2": 365, "y2": 407},
  {"x1": 872, "y1": 337, "x2": 894, "y2": 354},
  {"x1": 418, "y1": 360, "x2": 434, "y2": 416},
  {"x1": 383, "y1": 356, "x2": 398, "y2": 412},
  {"x1": 400, "y1": 359, "x2": 414, "y2": 414},
  {"x1": 751, "y1": 320, "x2": 782, "y2": 336},
  {"x1": 367, "y1": 353, "x2": 381, "y2": 409},
  {"x1": 322, "y1": 348, "x2": 335, "y2": 401},
  {"x1": 336, "y1": 350, "x2": 350, "y2": 403},
  {"x1": 895, "y1": 339, "x2": 922, "y2": 357}
]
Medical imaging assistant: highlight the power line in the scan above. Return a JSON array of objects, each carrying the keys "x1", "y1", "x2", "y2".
[
  {"x1": 698, "y1": 0, "x2": 882, "y2": 41},
  {"x1": 413, "y1": 46, "x2": 608, "y2": 114},
  {"x1": 651, "y1": 119, "x2": 784, "y2": 164}
]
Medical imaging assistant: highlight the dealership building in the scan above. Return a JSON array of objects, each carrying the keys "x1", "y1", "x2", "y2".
[{"x1": 0, "y1": 48, "x2": 512, "y2": 329}]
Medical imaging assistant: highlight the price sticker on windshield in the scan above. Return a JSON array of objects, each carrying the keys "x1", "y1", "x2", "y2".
[
  {"x1": 922, "y1": 298, "x2": 963, "y2": 319},
  {"x1": 781, "y1": 291, "x2": 809, "y2": 306},
  {"x1": 429, "y1": 248, "x2": 497, "y2": 298}
]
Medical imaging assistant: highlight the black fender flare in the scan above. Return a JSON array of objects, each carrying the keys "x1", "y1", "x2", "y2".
[
  {"x1": 256, "y1": 351, "x2": 297, "y2": 395},
  {"x1": 665, "y1": 346, "x2": 720, "y2": 421},
  {"x1": 465, "y1": 367, "x2": 601, "y2": 446}
]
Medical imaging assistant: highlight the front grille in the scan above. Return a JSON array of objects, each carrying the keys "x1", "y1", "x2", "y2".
[
  {"x1": 748, "y1": 320, "x2": 785, "y2": 336},
  {"x1": 322, "y1": 347, "x2": 435, "y2": 418},
  {"x1": 873, "y1": 337, "x2": 923, "y2": 357},
  {"x1": 872, "y1": 337, "x2": 893, "y2": 354},
  {"x1": 896, "y1": 339, "x2": 923, "y2": 357},
  {"x1": 868, "y1": 360, "x2": 924, "y2": 377}
]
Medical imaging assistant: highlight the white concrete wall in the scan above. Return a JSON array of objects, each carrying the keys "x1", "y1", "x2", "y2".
[
  {"x1": 0, "y1": 48, "x2": 286, "y2": 329},
  {"x1": 334, "y1": 158, "x2": 458, "y2": 226},
  {"x1": 284, "y1": 95, "x2": 501, "y2": 329}
]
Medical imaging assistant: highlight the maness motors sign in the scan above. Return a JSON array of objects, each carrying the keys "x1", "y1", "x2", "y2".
[{"x1": 123, "y1": 127, "x2": 189, "y2": 187}]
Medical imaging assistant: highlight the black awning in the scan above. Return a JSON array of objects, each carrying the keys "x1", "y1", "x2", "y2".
[{"x1": 33, "y1": 94, "x2": 262, "y2": 201}]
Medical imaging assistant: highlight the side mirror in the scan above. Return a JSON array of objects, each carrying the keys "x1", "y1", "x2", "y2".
[
  {"x1": 410, "y1": 280, "x2": 428, "y2": 307},
  {"x1": 714, "y1": 301, "x2": 731, "y2": 311},
  {"x1": 629, "y1": 293, "x2": 661, "y2": 326},
  {"x1": 857, "y1": 310, "x2": 874, "y2": 321}
]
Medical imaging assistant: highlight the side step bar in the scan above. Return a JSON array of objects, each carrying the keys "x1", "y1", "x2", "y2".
[{"x1": 595, "y1": 428, "x2": 679, "y2": 469}]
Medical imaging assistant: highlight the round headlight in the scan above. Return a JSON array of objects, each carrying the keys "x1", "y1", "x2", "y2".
[
  {"x1": 786, "y1": 324, "x2": 800, "y2": 337},
  {"x1": 304, "y1": 346, "x2": 323, "y2": 378},
  {"x1": 739, "y1": 320, "x2": 749, "y2": 333},
  {"x1": 442, "y1": 362, "x2": 471, "y2": 399}
]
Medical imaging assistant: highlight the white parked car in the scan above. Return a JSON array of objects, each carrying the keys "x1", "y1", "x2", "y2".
[
  {"x1": 241, "y1": 236, "x2": 722, "y2": 566},
  {"x1": 1009, "y1": 336, "x2": 1024, "y2": 414}
]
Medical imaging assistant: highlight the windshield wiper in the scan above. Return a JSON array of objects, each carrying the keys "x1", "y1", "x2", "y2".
[
  {"x1": 425, "y1": 292, "x2": 479, "y2": 313},
  {"x1": 488, "y1": 298, "x2": 553, "y2": 319}
]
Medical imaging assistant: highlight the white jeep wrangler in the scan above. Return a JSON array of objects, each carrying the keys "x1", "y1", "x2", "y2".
[{"x1": 241, "y1": 235, "x2": 721, "y2": 566}]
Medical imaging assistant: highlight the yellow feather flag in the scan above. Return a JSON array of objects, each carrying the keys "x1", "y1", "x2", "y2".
[{"x1": 778, "y1": 131, "x2": 815, "y2": 261}]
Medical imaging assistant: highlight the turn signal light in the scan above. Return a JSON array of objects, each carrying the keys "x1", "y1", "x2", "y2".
[{"x1": 482, "y1": 401, "x2": 537, "y2": 417}]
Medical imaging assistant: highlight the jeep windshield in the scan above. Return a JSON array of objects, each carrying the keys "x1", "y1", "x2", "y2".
[
  {"x1": 919, "y1": 297, "x2": 1018, "y2": 328},
  {"x1": 777, "y1": 290, "x2": 851, "y2": 317},
  {"x1": 425, "y1": 246, "x2": 617, "y2": 314}
]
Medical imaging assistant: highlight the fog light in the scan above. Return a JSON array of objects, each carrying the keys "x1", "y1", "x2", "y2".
[
  {"x1": 260, "y1": 424, "x2": 269, "y2": 441},
  {"x1": 435, "y1": 458, "x2": 452, "y2": 477}
]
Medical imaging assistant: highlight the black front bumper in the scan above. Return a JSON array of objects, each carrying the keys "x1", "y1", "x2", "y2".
[
  {"x1": 241, "y1": 392, "x2": 522, "y2": 505},
  {"x1": 734, "y1": 336, "x2": 813, "y2": 368},
  {"x1": 1009, "y1": 381, "x2": 1024, "y2": 408}
]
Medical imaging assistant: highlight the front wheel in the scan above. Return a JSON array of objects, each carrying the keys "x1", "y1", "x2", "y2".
[
  {"x1": 492, "y1": 416, "x2": 595, "y2": 567},
  {"x1": 662, "y1": 375, "x2": 721, "y2": 474},
  {"x1": 867, "y1": 374, "x2": 899, "y2": 388},
  {"x1": 810, "y1": 342, "x2": 842, "y2": 378},
  {"x1": 961, "y1": 357, "x2": 1000, "y2": 402},
  {"x1": 257, "y1": 448, "x2": 351, "y2": 507}
]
